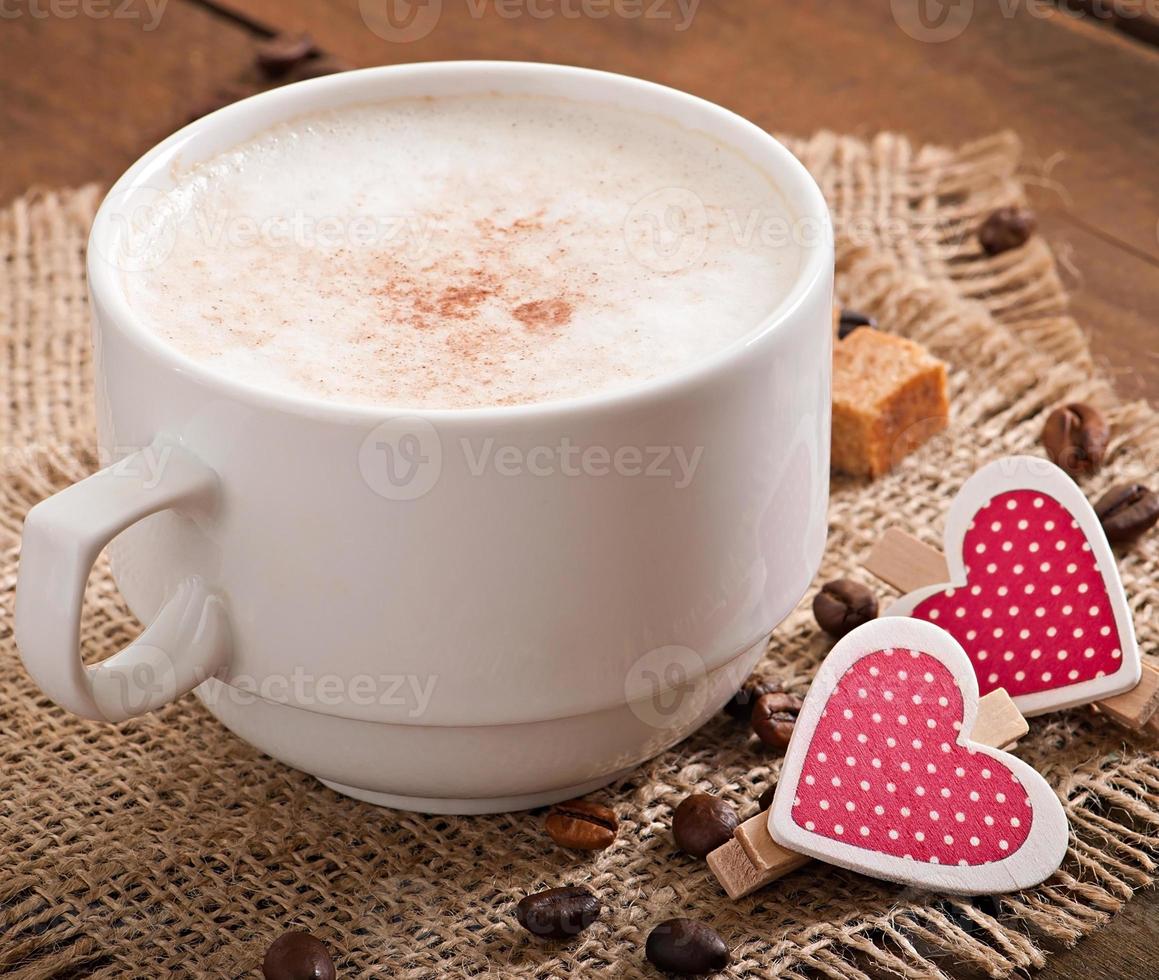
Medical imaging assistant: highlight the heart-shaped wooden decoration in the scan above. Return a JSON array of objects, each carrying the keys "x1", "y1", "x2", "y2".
[
  {"x1": 769, "y1": 618, "x2": 1068, "y2": 895},
  {"x1": 886, "y1": 456, "x2": 1140, "y2": 716}
]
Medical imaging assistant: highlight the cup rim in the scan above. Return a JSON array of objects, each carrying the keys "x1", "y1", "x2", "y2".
[{"x1": 87, "y1": 60, "x2": 832, "y2": 423}]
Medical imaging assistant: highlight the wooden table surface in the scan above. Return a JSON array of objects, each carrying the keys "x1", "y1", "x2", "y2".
[{"x1": 1, "y1": 2, "x2": 1155, "y2": 977}]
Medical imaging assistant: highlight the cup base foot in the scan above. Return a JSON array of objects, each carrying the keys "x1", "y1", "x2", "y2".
[{"x1": 317, "y1": 772, "x2": 630, "y2": 814}]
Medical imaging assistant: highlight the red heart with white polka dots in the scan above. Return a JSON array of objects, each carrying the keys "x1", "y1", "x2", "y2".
[
  {"x1": 886, "y1": 458, "x2": 1139, "y2": 716},
  {"x1": 770, "y1": 618, "x2": 1068, "y2": 894}
]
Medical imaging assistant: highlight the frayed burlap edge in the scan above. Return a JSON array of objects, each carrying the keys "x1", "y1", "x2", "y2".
[{"x1": 0, "y1": 133, "x2": 1156, "y2": 979}]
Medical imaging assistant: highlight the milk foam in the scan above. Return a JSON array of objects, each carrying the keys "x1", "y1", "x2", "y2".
[{"x1": 122, "y1": 94, "x2": 802, "y2": 409}]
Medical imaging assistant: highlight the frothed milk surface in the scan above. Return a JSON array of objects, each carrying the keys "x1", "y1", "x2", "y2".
[{"x1": 123, "y1": 95, "x2": 802, "y2": 409}]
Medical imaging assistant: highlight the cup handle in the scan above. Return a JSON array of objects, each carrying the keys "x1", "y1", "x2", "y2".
[{"x1": 15, "y1": 440, "x2": 232, "y2": 722}]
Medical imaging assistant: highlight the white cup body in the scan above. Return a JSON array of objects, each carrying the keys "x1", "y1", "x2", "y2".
[{"x1": 74, "y1": 63, "x2": 834, "y2": 811}]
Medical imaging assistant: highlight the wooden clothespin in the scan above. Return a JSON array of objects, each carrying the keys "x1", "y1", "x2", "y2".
[
  {"x1": 709, "y1": 619, "x2": 1066, "y2": 899},
  {"x1": 862, "y1": 456, "x2": 1157, "y2": 731},
  {"x1": 710, "y1": 684, "x2": 1030, "y2": 898}
]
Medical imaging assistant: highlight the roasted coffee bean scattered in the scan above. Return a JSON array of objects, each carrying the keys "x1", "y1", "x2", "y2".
[
  {"x1": 978, "y1": 206, "x2": 1037, "y2": 255},
  {"x1": 813, "y1": 578, "x2": 878, "y2": 638},
  {"x1": 261, "y1": 931, "x2": 335, "y2": 980},
  {"x1": 645, "y1": 918, "x2": 731, "y2": 975},
  {"x1": 1094, "y1": 482, "x2": 1159, "y2": 543},
  {"x1": 516, "y1": 885, "x2": 602, "y2": 940},
  {"x1": 545, "y1": 799, "x2": 618, "y2": 850},
  {"x1": 837, "y1": 309, "x2": 876, "y2": 340},
  {"x1": 757, "y1": 785, "x2": 776, "y2": 811},
  {"x1": 1042, "y1": 402, "x2": 1109, "y2": 477},
  {"x1": 751, "y1": 691, "x2": 805, "y2": 749},
  {"x1": 672, "y1": 794, "x2": 739, "y2": 859},
  {"x1": 723, "y1": 676, "x2": 781, "y2": 720},
  {"x1": 255, "y1": 32, "x2": 317, "y2": 76}
]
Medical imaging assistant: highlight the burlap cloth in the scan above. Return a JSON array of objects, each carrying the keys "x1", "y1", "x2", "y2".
[{"x1": 2, "y1": 132, "x2": 1157, "y2": 979}]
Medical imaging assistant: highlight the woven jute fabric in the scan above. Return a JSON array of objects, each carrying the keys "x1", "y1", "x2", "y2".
[{"x1": 2, "y1": 133, "x2": 1157, "y2": 979}]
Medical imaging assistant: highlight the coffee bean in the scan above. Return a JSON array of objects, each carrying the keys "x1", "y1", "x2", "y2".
[
  {"x1": 978, "y1": 206, "x2": 1037, "y2": 255},
  {"x1": 1042, "y1": 402, "x2": 1109, "y2": 477},
  {"x1": 672, "y1": 794, "x2": 739, "y2": 859},
  {"x1": 545, "y1": 799, "x2": 618, "y2": 850},
  {"x1": 723, "y1": 676, "x2": 781, "y2": 720},
  {"x1": 1095, "y1": 483, "x2": 1159, "y2": 543},
  {"x1": 261, "y1": 931, "x2": 335, "y2": 980},
  {"x1": 813, "y1": 578, "x2": 878, "y2": 638},
  {"x1": 516, "y1": 885, "x2": 602, "y2": 940},
  {"x1": 837, "y1": 309, "x2": 876, "y2": 340},
  {"x1": 750, "y1": 691, "x2": 804, "y2": 749},
  {"x1": 255, "y1": 32, "x2": 317, "y2": 77},
  {"x1": 645, "y1": 918, "x2": 730, "y2": 975},
  {"x1": 757, "y1": 785, "x2": 776, "y2": 811}
]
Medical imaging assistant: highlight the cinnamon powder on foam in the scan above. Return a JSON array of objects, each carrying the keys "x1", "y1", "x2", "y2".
[
  {"x1": 126, "y1": 94, "x2": 800, "y2": 409},
  {"x1": 350, "y1": 210, "x2": 591, "y2": 404}
]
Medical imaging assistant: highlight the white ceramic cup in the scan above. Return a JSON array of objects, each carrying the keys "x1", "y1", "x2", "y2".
[{"x1": 15, "y1": 62, "x2": 833, "y2": 814}]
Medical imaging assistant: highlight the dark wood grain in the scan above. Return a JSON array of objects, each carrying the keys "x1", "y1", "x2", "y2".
[
  {"x1": 0, "y1": 0, "x2": 260, "y2": 200},
  {"x1": 1032, "y1": 874, "x2": 1159, "y2": 980},
  {"x1": 0, "y1": 3, "x2": 1155, "y2": 977}
]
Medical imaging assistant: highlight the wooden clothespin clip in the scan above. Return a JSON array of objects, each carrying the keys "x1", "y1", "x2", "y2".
[
  {"x1": 709, "y1": 619, "x2": 1067, "y2": 900},
  {"x1": 863, "y1": 456, "x2": 1158, "y2": 732}
]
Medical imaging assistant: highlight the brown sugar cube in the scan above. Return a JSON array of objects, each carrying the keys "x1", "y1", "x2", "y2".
[{"x1": 831, "y1": 328, "x2": 949, "y2": 478}]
